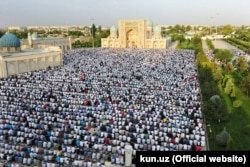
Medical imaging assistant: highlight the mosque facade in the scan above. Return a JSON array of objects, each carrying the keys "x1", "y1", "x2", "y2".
[
  {"x1": 0, "y1": 32, "x2": 62, "y2": 78},
  {"x1": 21, "y1": 32, "x2": 72, "y2": 52},
  {"x1": 101, "y1": 19, "x2": 171, "y2": 49}
]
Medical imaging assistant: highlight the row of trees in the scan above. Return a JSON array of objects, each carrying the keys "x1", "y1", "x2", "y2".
[
  {"x1": 224, "y1": 26, "x2": 250, "y2": 53},
  {"x1": 72, "y1": 29, "x2": 110, "y2": 48},
  {"x1": 203, "y1": 39, "x2": 250, "y2": 149},
  {"x1": 205, "y1": 39, "x2": 215, "y2": 50},
  {"x1": 234, "y1": 26, "x2": 250, "y2": 41},
  {"x1": 208, "y1": 47, "x2": 249, "y2": 102},
  {"x1": 0, "y1": 24, "x2": 102, "y2": 40},
  {"x1": 225, "y1": 38, "x2": 250, "y2": 52},
  {"x1": 166, "y1": 24, "x2": 235, "y2": 37},
  {"x1": 185, "y1": 36, "x2": 230, "y2": 123},
  {"x1": 189, "y1": 36, "x2": 237, "y2": 150},
  {"x1": 162, "y1": 25, "x2": 192, "y2": 35}
]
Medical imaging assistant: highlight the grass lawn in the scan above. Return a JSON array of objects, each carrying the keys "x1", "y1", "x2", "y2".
[
  {"x1": 207, "y1": 71, "x2": 250, "y2": 150},
  {"x1": 177, "y1": 40, "x2": 194, "y2": 50}
]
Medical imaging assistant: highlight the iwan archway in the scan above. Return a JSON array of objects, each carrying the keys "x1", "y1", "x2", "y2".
[
  {"x1": 126, "y1": 29, "x2": 138, "y2": 48},
  {"x1": 101, "y1": 19, "x2": 171, "y2": 49}
]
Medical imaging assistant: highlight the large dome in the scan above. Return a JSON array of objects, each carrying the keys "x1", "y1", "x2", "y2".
[
  {"x1": 110, "y1": 26, "x2": 117, "y2": 32},
  {"x1": 0, "y1": 32, "x2": 21, "y2": 48}
]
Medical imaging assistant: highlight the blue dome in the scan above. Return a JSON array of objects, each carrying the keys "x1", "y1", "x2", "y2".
[
  {"x1": 154, "y1": 26, "x2": 161, "y2": 33},
  {"x1": 146, "y1": 18, "x2": 153, "y2": 27},
  {"x1": 0, "y1": 32, "x2": 21, "y2": 48},
  {"x1": 110, "y1": 26, "x2": 117, "y2": 32}
]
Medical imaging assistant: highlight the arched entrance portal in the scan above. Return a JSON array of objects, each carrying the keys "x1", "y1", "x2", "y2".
[{"x1": 126, "y1": 29, "x2": 137, "y2": 48}]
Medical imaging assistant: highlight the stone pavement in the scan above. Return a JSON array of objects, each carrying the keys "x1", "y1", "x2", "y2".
[{"x1": 169, "y1": 41, "x2": 179, "y2": 49}]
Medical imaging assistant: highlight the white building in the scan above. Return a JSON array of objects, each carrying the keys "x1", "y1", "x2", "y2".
[
  {"x1": 21, "y1": 32, "x2": 72, "y2": 52},
  {"x1": 7, "y1": 26, "x2": 22, "y2": 31},
  {"x1": 0, "y1": 32, "x2": 62, "y2": 78}
]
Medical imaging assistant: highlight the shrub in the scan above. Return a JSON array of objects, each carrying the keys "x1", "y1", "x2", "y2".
[
  {"x1": 243, "y1": 124, "x2": 250, "y2": 136},
  {"x1": 216, "y1": 127, "x2": 231, "y2": 147},
  {"x1": 225, "y1": 137, "x2": 234, "y2": 150}
]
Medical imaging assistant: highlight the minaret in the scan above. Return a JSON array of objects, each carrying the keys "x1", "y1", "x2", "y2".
[{"x1": 68, "y1": 36, "x2": 72, "y2": 50}]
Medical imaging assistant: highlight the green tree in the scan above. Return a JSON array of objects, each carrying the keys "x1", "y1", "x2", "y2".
[
  {"x1": 243, "y1": 124, "x2": 250, "y2": 136},
  {"x1": 48, "y1": 29, "x2": 61, "y2": 34},
  {"x1": 15, "y1": 30, "x2": 28, "y2": 39},
  {"x1": 224, "y1": 78, "x2": 234, "y2": 95},
  {"x1": 222, "y1": 24, "x2": 234, "y2": 35},
  {"x1": 235, "y1": 56, "x2": 248, "y2": 74},
  {"x1": 225, "y1": 137, "x2": 234, "y2": 150},
  {"x1": 233, "y1": 99, "x2": 242, "y2": 114},
  {"x1": 72, "y1": 40, "x2": 82, "y2": 48},
  {"x1": 222, "y1": 76, "x2": 228, "y2": 88},
  {"x1": 224, "y1": 62, "x2": 234, "y2": 74},
  {"x1": 214, "y1": 49, "x2": 234, "y2": 63},
  {"x1": 216, "y1": 127, "x2": 232, "y2": 147},
  {"x1": 196, "y1": 52, "x2": 209, "y2": 64},
  {"x1": 233, "y1": 99, "x2": 243, "y2": 108},
  {"x1": 240, "y1": 73, "x2": 250, "y2": 96},
  {"x1": 212, "y1": 66, "x2": 223, "y2": 83},
  {"x1": 186, "y1": 25, "x2": 191, "y2": 32},
  {"x1": 93, "y1": 29, "x2": 110, "y2": 47},
  {"x1": 206, "y1": 38, "x2": 215, "y2": 50},
  {"x1": 91, "y1": 24, "x2": 96, "y2": 38},
  {"x1": 171, "y1": 34, "x2": 185, "y2": 41},
  {"x1": 0, "y1": 30, "x2": 5, "y2": 37},
  {"x1": 191, "y1": 36, "x2": 203, "y2": 54},
  {"x1": 204, "y1": 95, "x2": 229, "y2": 122},
  {"x1": 230, "y1": 86, "x2": 236, "y2": 98},
  {"x1": 68, "y1": 31, "x2": 83, "y2": 37},
  {"x1": 97, "y1": 25, "x2": 102, "y2": 32}
]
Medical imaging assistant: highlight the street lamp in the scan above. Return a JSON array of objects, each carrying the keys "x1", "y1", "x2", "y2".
[
  {"x1": 209, "y1": 16, "x2": 214, "y2": 36},
  {"x1": 215, "y1": 13, "x2": 219, "y2": 44},
  {"x1": 91, "y1": 19, "x2": 95, "y2": 48}
]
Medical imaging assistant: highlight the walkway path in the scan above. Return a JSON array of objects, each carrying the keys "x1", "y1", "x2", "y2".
[
  {"x1": 212, "y1": 39, "x2": 237, "y2": 49},
  {"x1": 212, "y1": 39, "x2": 250, "y2": 62},
  {"x1": 202, "y1": 39, "x2": 209, "y2": 50},
  {"x1": 169, "y1": 41, "x2": 179, "y2": 49}
]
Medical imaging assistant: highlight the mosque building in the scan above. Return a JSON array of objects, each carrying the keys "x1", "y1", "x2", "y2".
[
  {"x1": 101, "y1": 19, "x2": 171, "y2": 48},
  {"x1": 0, "y1": 32, "x2": 62, "y2": 78},
  {"x1": 21, "y1": 32, "x2": 72, "y2": 52}
]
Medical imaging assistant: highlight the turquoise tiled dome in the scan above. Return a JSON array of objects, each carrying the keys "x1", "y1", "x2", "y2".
[
  {"x1": 110, "y1": 26, "x2": 117, "y2": 32},
  {"x1": 31, "y1": 32, "x2": 39, "y2": 40},
  {"x1": 0, "y1": 32, "x2": 21, "y2": 47},
  {"x1": 154, "y1": 26, "x2": 161, "y2": 33}
]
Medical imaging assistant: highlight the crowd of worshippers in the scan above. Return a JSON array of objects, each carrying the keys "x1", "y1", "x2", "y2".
[
  {"x1": 0, "y1": 48, "x2": 206, "y2": 167},
  {"x1": 230, "y1": 49, "x2": 246, "y2": 57}
]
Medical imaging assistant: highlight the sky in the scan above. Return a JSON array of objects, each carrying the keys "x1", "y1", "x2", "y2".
[{"x1": 0, "y1": 0, "x2": 250, "y2": 28}]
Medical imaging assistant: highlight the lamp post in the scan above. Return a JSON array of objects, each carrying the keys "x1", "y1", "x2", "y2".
[
  {"x1": 91, "y1": 19, "x2": 95, "y2": 48},
  {"x1": 214, "y1": 13, "x2": 219, "y2": 46},
  {"x1": 209, "y1": 16, "x2": 213, "y2": 36}
]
